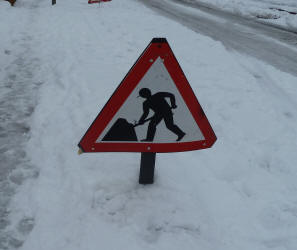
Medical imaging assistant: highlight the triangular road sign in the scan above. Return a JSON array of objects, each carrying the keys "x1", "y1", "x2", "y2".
[{"x1": 78, "y1": 38, "x2": 216, "y2": 153}]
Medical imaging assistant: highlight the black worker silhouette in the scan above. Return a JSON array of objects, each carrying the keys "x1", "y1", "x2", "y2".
[{"x1": 137, "y1": 88, "x2": 186, "y2": 142}]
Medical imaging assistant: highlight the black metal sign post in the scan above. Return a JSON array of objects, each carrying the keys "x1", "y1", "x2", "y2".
[
  {"x1": 139, "y1": 152, "x2": 156, "y2": 184},
  {"x1": 52, "y1": 0, "x2": 56, "y2": 5}
]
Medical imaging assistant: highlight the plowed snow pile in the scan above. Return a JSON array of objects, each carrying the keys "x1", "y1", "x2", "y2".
[{"x1": 185, "y1": 0, "x2": 297, "y2": 32}]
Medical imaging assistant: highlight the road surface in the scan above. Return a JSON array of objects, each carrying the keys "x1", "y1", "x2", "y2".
[{"x1": 138, "y1": 0, "x2": 297, "y2": 77}]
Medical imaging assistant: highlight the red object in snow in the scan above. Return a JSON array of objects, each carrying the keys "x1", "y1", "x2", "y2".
[{"x1": 88, "y1": 0, "x2": 111, "y2": 3}]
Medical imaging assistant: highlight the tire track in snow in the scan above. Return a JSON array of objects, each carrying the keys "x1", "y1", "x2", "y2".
[{"x1": 0, "y1": 2, "x2": 42, "y2": 249}]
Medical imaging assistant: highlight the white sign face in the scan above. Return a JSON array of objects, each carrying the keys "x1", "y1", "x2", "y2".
[{"x1": 96, "y1": 57, "x2": 204, "y2": 143}]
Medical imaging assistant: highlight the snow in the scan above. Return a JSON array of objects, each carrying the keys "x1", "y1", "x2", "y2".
[
  {"x1": 0, "y1": 0, "x2": 44, "y2": 248},
  {"x1": 0, "y1": 1, "x2": 10, "y2": 8},
  {"x1": 182, "y1": 0, "x2": 297, "y2": 32},
  {"x1": 1, "y1": 0, "x2": 297, "y2": 250}
]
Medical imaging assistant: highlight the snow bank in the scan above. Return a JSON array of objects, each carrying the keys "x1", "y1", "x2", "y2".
[
  {"x1": 0, "y1": 1, "x2": 10, "y2": 8},
  {"x1": 3, "y1": 0, "x2": 297, "y2": 250},
  {"x1": 183, "y1": 0, "x2": 297, "y2": 32}
]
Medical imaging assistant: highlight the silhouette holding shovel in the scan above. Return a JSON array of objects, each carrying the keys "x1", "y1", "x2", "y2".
[
  {"x1": 102, "y1": 88, "x2": 185, "y2": 142},
  {"x1": 137, "y1": 88, "x2": 185, "y2": 142}
]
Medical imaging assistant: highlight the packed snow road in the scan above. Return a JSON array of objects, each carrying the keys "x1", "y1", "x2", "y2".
[{"x1": 138, "y1": 0, "x2": 297, "y2": 77}]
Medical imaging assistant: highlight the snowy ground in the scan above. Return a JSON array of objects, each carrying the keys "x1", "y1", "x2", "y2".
[
  {"x1": 179, "y1": 0, "x2": 297, "y2": 32},
  {"x1": 1, "y1": 0, "x2": 297, "y2": 250},
  {"x1": 0, "y1": 0, "x2": 42, "y2": 248}
]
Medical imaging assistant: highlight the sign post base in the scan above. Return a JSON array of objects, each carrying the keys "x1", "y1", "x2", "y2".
[{"x1": 139, "y1": 152, "x2": 156, "y2": 184}]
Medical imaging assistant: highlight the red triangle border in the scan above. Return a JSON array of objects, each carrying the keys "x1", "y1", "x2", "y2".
[{"x1": 78, "y1": 38, "x2": 217, "y2": 153}]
